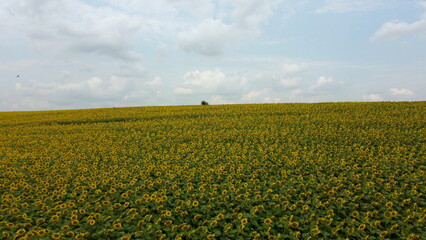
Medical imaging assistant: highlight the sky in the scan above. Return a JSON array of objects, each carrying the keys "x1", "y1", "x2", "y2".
[{"x1": 1, "y1": 0, "x2": 425, "y2": 111}]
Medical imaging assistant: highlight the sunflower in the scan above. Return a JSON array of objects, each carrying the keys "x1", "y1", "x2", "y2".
[
  {"x1": 52, "y1": 233, "x2": 61, "y2": 239},
  {"x1": 25, "y1": 232, "x2": 35, "y2": 239},
  {"x1": 358, "y1": 224, "x2": 366, "y2": 231},
  {"x1": 181, "y1": 224, "x2": 190, "y2": 231},
  {"x1": 193, "y1": 214, "x2": 202, "y2": 221},
  {"x1": 120, "y1": 235, "x2": 131, "y2": 240},
  {"x1": 216, "y1": 213, "x2": 225, "y2": 220},
  {"x1": 16, "y1": 229, "x2": 26, "y2": 236},
  {"x1": 290, "y1": 222, "x2": 299, "y2": 228},
  {"x1": 113, "y1": 223, "x2": 123, "y2": 229},
  {"x1": 164, "y1": 211, "x2": 172, "y2": 217},
  {"x1": 61, "y1": 225, "x2": 70, "y2": 231},
  {"x1": 36, "y1": 218, "x2": 45, "y2": 224},
  {"x1": 264, "y1": 218, "x2": 273, "y2": 225},
  {"x1": 75, "y1": 233, "x2": 87, "y2": 239},
  {"x1": 351, "y1": 211, "x2": 360, "y2": 218},
  {"x1": 207, "y1": 234, "x2": 216, "y2": 240},
  {"x1": 50, "y1": 215, "x2": 59, "y2": 222},
  {"x1": 210, "y1": 220, "x2": 218, "y2": 227}
]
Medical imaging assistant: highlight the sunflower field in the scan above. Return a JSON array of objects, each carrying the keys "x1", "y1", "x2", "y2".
[{"x1": 0, "y1": 102, "x2": 425, "y2": 239}]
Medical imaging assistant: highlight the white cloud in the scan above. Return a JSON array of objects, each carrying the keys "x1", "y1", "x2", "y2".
[
  {"x1": 107, "y1": 0, "x2": 215, "y2": 20},
  {"x1": 14, "y1": 75, "x2": 133, "y2": 108},
  {"x1": 183, "y1": 69, "x2": 227, "y2": 89},
  {"x1": 371, "y1": 2, "x2": 426, "y2": 40},
  {"x1": 363, "y1": 93, "x2": 384, "y2": 101},
  {"x1": 242, "y1": 89, "x2": 264, "y2": 101},
  {"x1": 180, "y1": 69, "x2": 247, "y2": 94},
  {"x1": 371, "y1": 19, "x2": 426, "y2": 40},
  {"x1": 274, "y1": 62, "x2": 308, "y2": 89},
  {"x1": 390, "y1": 88, "x2": 414, "y2": 96},
  {"x1": 316, "y1": 0, "x2": 390, "y2": 13},
  {"x1": 211, "y1": 95, "x2": 234, "y2": 104},
  {"x1": 280, "y1": 77, "x2": 301, "y2": 88},
  {"x1": 282, "y1": 63, "x2": 307, "y2": 74},
  {"x1": 231, "y1": 0, "x2": 273, "y2": 32},
  {"x1": 241, "y1": 88, "x2": 281, "y2": 103},
  {"x1": 280, "y1": 75, "x2": 345, "y2": 101},
  {"x1": 108, "y1": 76, "x2": 129, "y2": 92},
  {"x1": 311, "y1": 76, "x2": 334, "y2": 89},
  {"x1": 289, "y1": 88, "x2": 303, "y2": 98},
  {"x1": 147, "y1": 76, "x2": 162, "y2": 86},
  {"x1": 7, "y1": 0, "x2": 149, "y2": 63},
  {"x1": 87, "y1": 77, "x2": 103, "y2": 89},
  {"x1": 177, "y1": 0, "x2": 277, "y2": 56},
  {"x1": 178, "y1": 19, "x2": 234, "y2": 56},
  {"x1": 156, "y1": 44, "x2": 168, "y2": 58},
  {"x1": 174, "y1": 87, "x2": 193, "y2": 95},
  {"x1": 0, "y1": 60, "x2": 38, "y2": 72},
  {"x1": 263, "y1": 96, "x2": 281, "y2": 103}
]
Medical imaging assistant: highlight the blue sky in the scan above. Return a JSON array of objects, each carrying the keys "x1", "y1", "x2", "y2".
[{"x1": 1, "y1": 0, "x2": 425, "y2": 111}]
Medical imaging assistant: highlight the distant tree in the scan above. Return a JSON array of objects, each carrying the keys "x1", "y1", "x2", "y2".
[{"x1": 201, "y1": 100, "x2": 209, "y2": 105}]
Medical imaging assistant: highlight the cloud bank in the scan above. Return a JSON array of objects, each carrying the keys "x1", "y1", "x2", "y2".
[
  {"x1": 371, "y1": 2, "x2": 426, "y2": 40},
  {"x1": 178, "y1": 0, "x2": 275, "y2": 56}
]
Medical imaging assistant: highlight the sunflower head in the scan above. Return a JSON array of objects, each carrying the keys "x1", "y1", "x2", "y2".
[
  {"x1": 52, "y1": 233, "x2": 61, "y2": 239},
  {"x1": 264, "y1": 218, "x2": 273, "y2": 225},
  {"x1": 113, "y1": 223, "x2": 122, "y2": 229},
  {"x1": 16, "y1": 229, "x2": 26, "y2": 236},
  {"x1": 290, "y1": 222, "x2": 299, "y2": 228}
]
